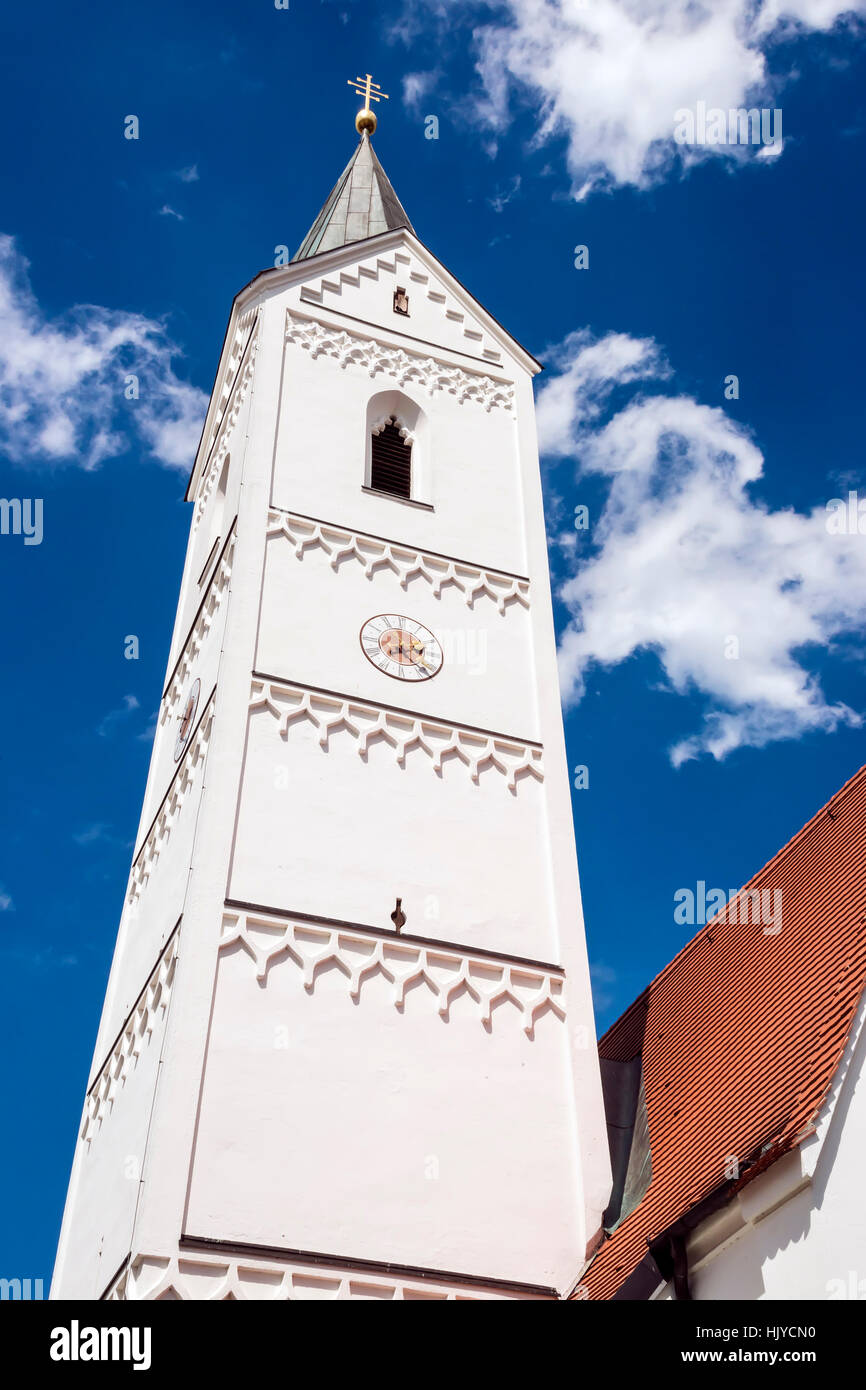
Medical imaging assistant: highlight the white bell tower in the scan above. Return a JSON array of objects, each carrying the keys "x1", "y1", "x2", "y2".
[{"x1": 52, "y1": 91, "x2": 611, "y2": 1302}]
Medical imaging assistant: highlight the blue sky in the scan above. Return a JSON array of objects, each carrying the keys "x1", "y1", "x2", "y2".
[{"x1": 1, "y1": 0, "x2": 865, "y2": 1288}]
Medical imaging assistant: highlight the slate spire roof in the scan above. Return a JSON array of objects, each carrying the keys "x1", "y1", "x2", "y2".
[{"x1": 293, "y1": 133, "x2": 415, "y2": 263}]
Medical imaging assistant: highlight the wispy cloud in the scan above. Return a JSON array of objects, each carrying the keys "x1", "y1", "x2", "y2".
[
  {"x1": 158, "y1": 204, "x2": 185, "y2": 222},
  {"x1": 540, "y1": 329, "x2": 866, "y2": 764},
  {"x1": 97, "y1": 694, "x2": 139, "y2": 738},
  {"x1": 175, "y1": 164, "x2": 199, "y2": 183},
  {"x1": 0, "y1": 235, "x2": 208, "y2": 471},
  {"x1": 0, "y1": 943, "x2": 78, "y2": 969},
  {"x1": 0, "y1": 884, "x2": 14, "y2": 912},
  {"x1": 488, "y1": 174, "x2": 521, "y2": 213},
  {"x1": 402, "y1": 70, "x2": 439, "y2": 113},
  {"x1": 73, "y1": 822, "x2": 131, "y2": 850},
  {"x1": 136, "y1": 710, "x2": 158, "y2": 743}
]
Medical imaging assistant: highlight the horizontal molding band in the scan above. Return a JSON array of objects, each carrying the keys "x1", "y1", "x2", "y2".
[
  {"x1": 251, "y1": 670, "x2": 542, "y2": 749},
  {"x1": 179, "y1": 1235, "x2": 558, "y2": 1298},
  {"x1": 285, "y1": 309, "x2": 514, "y2": 414},
  {"x1": 224, "y1": 898, "x2": 563, "y2": 974},
  {"x1": 162, "y1": 519, "x2": 237, "y2": 702},
  {"x1": 193, "y1": 312, "x2": 258, "y2": 521},
  {"x1": 293, "y1": 299, "x2": 507, "y2": 371},
  {"x1": 86, "y1": 919, "x2": 182, "y2": 1099},
  {"x1": 132, "y1": 685, "x2": 217, "y2": 870},
  {"x1": 266, "y1": 504, "x2": 531, "y2": 584}
]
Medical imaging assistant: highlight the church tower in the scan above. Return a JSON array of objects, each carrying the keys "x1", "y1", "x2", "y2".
[{"x1": 52, "y1": 82, "x2": 611, "y2": 1302}]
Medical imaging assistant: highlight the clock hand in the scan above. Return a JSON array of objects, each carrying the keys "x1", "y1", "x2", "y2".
[{"x1": 408, "y1": 645, "x2": 435, "y2": 672}]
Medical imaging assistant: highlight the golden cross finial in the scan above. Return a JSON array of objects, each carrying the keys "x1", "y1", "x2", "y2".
[{"x1": 347, "y1": 72, "x2": 389, "y2": 136}]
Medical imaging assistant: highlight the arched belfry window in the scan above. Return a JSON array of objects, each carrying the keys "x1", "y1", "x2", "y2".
[
  {"x1": 370, "y1": 416, "x2": 412, "y2": 499},
  {"x1": 364, "y1": 390, "x2": 429, "y2": 507}
]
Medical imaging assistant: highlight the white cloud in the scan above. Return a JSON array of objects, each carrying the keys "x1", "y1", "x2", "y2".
[
  {"x1": 0, "y1": 885, "x2": 14, "y2": 912},
  {"x1": 488, "y1": 174, "x2": 522, "y2": 212},
  {"x1": 402, "y1": 70, "x2": 439, "y2": 112},
  {"x1": 175, "y1": 164, "x2": 199, "y2": 183},
  {"x1": 137, "y1": 710, "x2": 159, "y2": 742},
  {"x1": 541, "y1": 331, "x2": 866, "y2": 763},
  {"x1": 97, "y1": 694, "x2": 140, "y2": 738},
  {"x1": 397, "y1": 0, "x2": 866, "y2": 195},
  {"x1": 158, "y1": 204, "x2": 185, "y2": 221},
  {"x1": 0, "y1": 236, "x2": 208, "y2": 472}
]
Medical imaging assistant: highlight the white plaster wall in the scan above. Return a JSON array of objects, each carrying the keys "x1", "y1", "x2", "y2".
[
  {"x1": 230, "y1": 702, "x2": 553, "y2": 960},
  {"x1": 185, "y1": 929, "x2": 582, "y2": 1288},
  {"x1": 256, "y1": 531, "x2": 539, "y2": 739},
  {"x1": 657, "y1": 994, "x2": 866, "y2": 1301},
  {"x1": 305, "y1": 244, "x2": 508, "y2": 369},
  {"x1": 272, "y1": 323, "x2": 526, "y2": 579},
  {"x1": 50, "y1": 960, "x2": 171, "y2": 1299},
  {"x1": 89, "y1": 731, "x2": 208, "y2": 1071}
]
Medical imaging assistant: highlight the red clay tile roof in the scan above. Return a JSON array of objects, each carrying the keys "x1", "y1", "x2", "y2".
[{"x1": 581, "y1": 762, "x2": 866, "y2": 1300}]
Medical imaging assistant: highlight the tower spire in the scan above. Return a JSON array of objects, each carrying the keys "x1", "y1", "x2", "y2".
[{"x1": 292, "y1": 72, "x2": 413, "y2": 263}]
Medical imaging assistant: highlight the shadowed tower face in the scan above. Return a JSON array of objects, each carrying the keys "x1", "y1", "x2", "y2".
[{"x1": 52, "y1": 86, "x2": 611, "y2": 1303}]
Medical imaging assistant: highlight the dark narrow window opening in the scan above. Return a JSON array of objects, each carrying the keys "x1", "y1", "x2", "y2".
[{"x1": 370, "y1": 417, "x2": 412, "y2": 499}]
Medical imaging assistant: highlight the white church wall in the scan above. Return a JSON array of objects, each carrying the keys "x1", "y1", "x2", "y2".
[
  {"x1": 51, "y1": 933, "x2": 178, "y2": 1299},
  {"x1": 163, "y1": 312, "x2": 255, "y2": 685},
  {"x1": 271, "y1": 316, "x2": 526, "y2": 579},
  {"x1": 303, "y1": 243, "x2": 510, "y2": 371},
  {"x1": 255, "y1": 525, "x2": 539, "y2": 741},
  {"x1": 184, "y1": 907, "x2": 583, "y2": 1288},
  {"x1": 655, "y1": 991, "x2": 866, "y2": 1301},
  {"x1": 229, "y1": 691, "x2": 553, "y2": 959},
  {"x1": 89, "y1": 696, "x2": 212, "y2": 1070},
  {"x1": 53, "y1": 219, "x2": 612, "y2": 1300},
  {"x1": 87, "y1": 408, "x2": 244, "y2": 1074}
]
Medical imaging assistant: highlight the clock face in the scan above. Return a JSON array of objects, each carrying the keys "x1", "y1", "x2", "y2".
[
  {"x1": 174, "y1": 677, "x2": 201, "y2": 762},
  {"x1": 360, "y1": 614, "x2": 443, "y2": 682}
]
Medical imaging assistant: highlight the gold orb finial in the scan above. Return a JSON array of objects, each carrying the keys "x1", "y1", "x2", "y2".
[{"x1": 348, "y1": 72, "x2": 389, "y2": 137}]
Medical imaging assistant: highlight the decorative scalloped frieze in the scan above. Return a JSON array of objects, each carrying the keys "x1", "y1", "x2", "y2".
[
  {"x1": 128, "y1": 697, "x2": 214, "y2": 906},
  {"x1": 81, "y1": 933, "x2": 179, "y2": 1147},
  {"x1": 298, "y1": 249, "x2": 504, "y2": 364},
  {"x1": 220, "y1": 907, "x2": 565, "y2": 1038},
  {"x1": 266, "y1": 510, "x2": 530, "y2": 614},
  {"x1": 194, "y1": 311, "x2": 259, "y2": 528},
  {"x1": 249, "y1": 678, "x2": 544, "y2": 792},
  {"x1": 285, "y1": 310, "x2": 514, "y2": 413},
  {"x1": 160, "y1": 534, "x2": 235, "y2": 729},
  {"x1": 108, "y1": 1250, "x2": 527, "y2": 1301}
]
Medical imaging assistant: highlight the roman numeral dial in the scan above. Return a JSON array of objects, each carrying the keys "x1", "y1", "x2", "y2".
[{"x1": 360, "y1": 614, "x2": 443, "y2": 682}]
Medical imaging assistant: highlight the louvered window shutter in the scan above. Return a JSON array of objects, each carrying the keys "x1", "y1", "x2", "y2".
[{"x1": 370, "y1": 418, "x2": 412, "y2": 498}]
